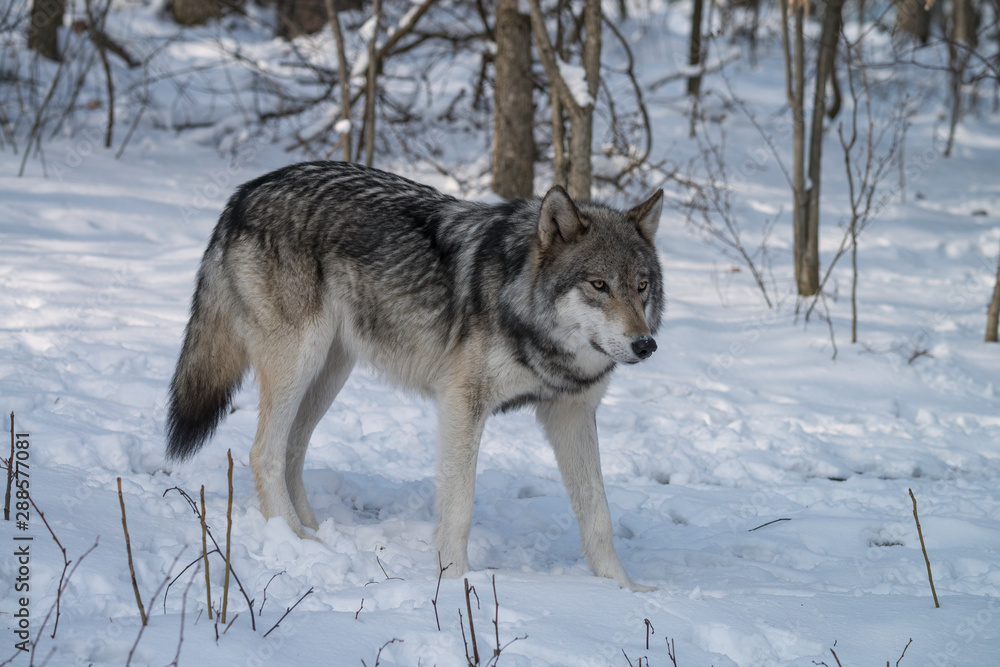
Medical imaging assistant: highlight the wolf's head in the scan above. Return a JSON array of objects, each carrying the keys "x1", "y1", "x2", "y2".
[{"x1": 534, "y1": 186, "x2": 665, "y2": 367}]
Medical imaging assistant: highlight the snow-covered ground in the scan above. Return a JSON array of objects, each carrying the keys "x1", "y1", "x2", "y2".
[{"x1": 2, "y1": 4, "x2": 1000, "y2": 666}]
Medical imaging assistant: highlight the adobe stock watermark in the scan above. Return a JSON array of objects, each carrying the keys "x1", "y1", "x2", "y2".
[
  {"x1": 49, "y1": 127, "x2": 107, "y2": 182},
  {"x1": 6, "y1": 421, "x2": 33, "y2": 654},
  {"x1": 696, "y1": 305, "x2": 783, "y2": 391},
  {"x1": 179, "y1": 129, "x2": 276, "y2": 226},
  {"x1": 928, "y1": 596, "x2": 1000, "y2": 666},
  {"x1": 886, "y1": 242, "x2": 997, "y2": 371},
  {"x1": 14, "y1": 265, "x2": 133, "y2": 389}
]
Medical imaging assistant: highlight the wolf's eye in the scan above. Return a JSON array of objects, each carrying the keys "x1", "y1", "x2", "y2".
[
  {"x1": 638, "y1": 280, "x2": 648, "y2": 292},
  {"x1": 590, "y1": 280, "x2": 607, "y2": 292}
]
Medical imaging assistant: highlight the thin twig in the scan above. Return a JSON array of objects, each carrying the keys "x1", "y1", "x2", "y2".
[
  {"x1": 29, "y1": 538, "x2": 98, "y2": 662},
  {"x1": 803, "y1": 31, "x2": 902, "y2": 326},
  {"x1": 84, "y1": 0, "x2": 115, "y2": 148},
  {"x1": 221, "y1": 449, "x2": 234, "y2": 623},
  {"x1": 820, "y1": 294, "x2": 838, "y2": 361},
  {"x1": 676, "y1": 116, "x2": 775, "y2": 308},
  {"x1": 601, "y1": 17, "x2": 652, "y2": 184},
  {"x1": 361, "y1": 638, "x2": 403, "y2": 667},
  {"x1": 432, "y1": 553, "x2": 451, "y2": 631},
  {"x1": 374, "y1": 555, "x2": 403, "y2": 582},
  {"x1": 376, "y1": 0, "x2": 439, "y2": 63},
  {"x1": 18, "y1": 45, "x2": 68, "y2": 177},
  {"x1": 896, "y1": 637, "x2": 913, "y2": 666},
  {"x1": 200, "y1": 485, "x2": 212, "y2": 619},
  {"x1": 3, "y1": 412, "x2": 12, "y2": 521},
  {"x1": 164, "y1": 549, "x2": 221, "y2": 614},
  {"x1": 459, "y1": 609, "x2": 471, "y2": 665},
  {"x1": 263, "y1": 587, "x2": 314, "y2": 638},
  {"x1": 749, "y1": 518, "x2": 792, "y2": 531},
  {"x1": 259, "y1": 571, "x2": 285, "y2": 617},
  {"x1": 126, "y1": 551, "x2": 185, "y2": 667},
  {"x1": 492, "y1": 575, "x2": 501, "y2": 660},
  {"x1": 464, "y1": 578, "x2": 480, "y2": 665},
  {"x1": 162, "y1": 486, "x2": 256, "y2": 630},
  {"x1": 167, "y1": 565, "x2": 199, "y2": 667},
  {"x1": 25, "y1": 494, "x2": 97, "y2": 647},
  {"x1": 118, "y1": 477, "x2": 147, "y2": 626},
  {"x1": 909, "y1": 489, "x2": 940, "y2": 608},
  {"x1": 666, "y1": 635, "x2": 678, "y2": 667},
  {"x1": 720, "y1": 67, "x2": 794, "y2": 191},
  {"x1": 223, "y1": 613, "x2": 239, "y2": 635}
]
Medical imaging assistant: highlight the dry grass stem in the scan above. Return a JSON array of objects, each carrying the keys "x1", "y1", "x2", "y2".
[
  {"x1": 118, "y1": 477, "x2": 147, "y2": 626},
  {"x1": 221, "y1": 449, "x2": 234, "y2": 623},
  {"x1": 200, "y1": 485, "x2": 212, "y2": 620},
  {"x1": 909, "y1": 488, "x2": 940, "y2": 608}
]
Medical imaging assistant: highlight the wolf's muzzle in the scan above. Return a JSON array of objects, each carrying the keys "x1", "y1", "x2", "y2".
[{"x1": 631, "y1": 336, "x2": 657, "y2": 360}]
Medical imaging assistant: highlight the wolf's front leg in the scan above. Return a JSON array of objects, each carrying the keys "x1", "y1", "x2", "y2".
[
  {"x1": 536, "y1": 390, "x2": 650, "y2": 591},
  {"x1": 434, "y1": 387, "x2": 488, "y2": 577}
]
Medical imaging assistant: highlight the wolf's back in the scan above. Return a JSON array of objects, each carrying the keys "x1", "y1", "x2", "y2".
[
  {"x1": 165, "y1": 212, "x2": 249, "y2": 460},
  {"x1": 165, "y1": 161, "x2": 533, "y2": 458}
]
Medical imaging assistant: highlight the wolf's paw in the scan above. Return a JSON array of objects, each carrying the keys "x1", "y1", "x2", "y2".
[
  {"x1": 294, "y1": 525, "x2": 322, "y2": 542},
  {"x1": 625, "y1": 580, "x2": 658, "y2": 593}
]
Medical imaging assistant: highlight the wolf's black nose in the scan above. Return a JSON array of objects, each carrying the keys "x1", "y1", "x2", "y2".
[{"x1": 631, "y1": 336, "x2": 657, "y2": 360}]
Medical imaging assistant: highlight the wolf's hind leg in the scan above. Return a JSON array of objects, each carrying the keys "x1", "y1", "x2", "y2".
[
  {"x1": 536, "y1": 386, "x2": 650, "y2": 591},
  {"x1": 249, "y1": 330, "x2": 333, "y2": 538},
  {"x1": 286, "y1": 340, "x2": 355, "y2": 530}
]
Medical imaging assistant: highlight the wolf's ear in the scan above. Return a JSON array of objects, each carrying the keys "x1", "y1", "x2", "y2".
[
  {"x1": 538, "y1": 186, "x2": 587, "y2": 251},
  {"x1": 627, "y1": 189, "x2": 663, "y2": 246}
]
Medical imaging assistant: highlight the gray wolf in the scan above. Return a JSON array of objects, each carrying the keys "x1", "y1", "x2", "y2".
[{"x1": 166, "y1": 161, "x2": 664, "y2": 590}]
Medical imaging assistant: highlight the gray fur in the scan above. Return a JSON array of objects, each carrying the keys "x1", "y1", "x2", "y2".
[{"x1": 166, "y1": 161, "x2": 664, "y2": 590}]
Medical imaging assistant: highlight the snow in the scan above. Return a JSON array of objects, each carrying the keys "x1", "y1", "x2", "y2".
[
  {"x1": 557, "y1": 60, "x2": 594, "y2": 109},
  {"x1": 2, "y1": 3, "x2": 1000, "y2": 667}
]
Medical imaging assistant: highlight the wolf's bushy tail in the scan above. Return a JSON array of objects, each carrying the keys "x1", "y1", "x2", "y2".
[{"x1": 166, "y1": 257, "x2": 248, "y2": 460}]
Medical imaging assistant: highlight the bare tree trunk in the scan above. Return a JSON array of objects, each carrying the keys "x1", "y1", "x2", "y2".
[
  {"x1": 567, "y1": 103, "x2": 594, "y2": 200},
  {"x1": 85, "y1": 0, "x2": 114, "y2": 148},
  {"x1": 992, "y1": 0, "x2": 1000, "y2": 112},
  {"x1": 28, "y1": 0, "x2": 66, "y2": 62},
  {"x1": 944, "y1": 40, "x2": 965, "y2": 158},
  {"x1": 782, "y1": 0, "x2": 815, "y2": 296},
  {"x1": 528, "y1": 0, "x2": 601, "y2": 200},
  {"x1": 278, "y1": 0, "x2": 360, "y2": 39},
  {"x1": 944, "y1": 0, "x2": 976, "y2": 157},
  {"x1": 363, "y1": 0, "x2": 382, "y2": 167},
  {"x1": 802, "y1": 0, "x2": 844, "y2": 297},
  {"x1": 552, "y1": 92, "x2": 568, "y2": 190},
  {"x1": 793, "y1": 4, "x2": 808, "y2": 294},
  {"x1": 784, "y1": 0, "x2": 842, "y2": 298},
  {"x1": 894, "y1": 0, "x2": 931, "y2": 43},
  {"x1": 574, "y1": 0, "x2": 601, "y2": 200},
  {"x1": 551, "y1": 6, "x2": 568, "y2": 190},
  {"x1": 954, "y1": 0, "x2": 979, "y2": 45},
  {"x1": 171, "y1": 0, "x2": 228, "y2": 26},
  {"x1": 851, "y1": 219, "x2": 858, "y2": 342},
  {"x1": 324, "y1": 0, "x2": 353, "y2": 161},
  {"x1": 492, "y1": 0, "x2": 535, "y2": 198},
  {"x1": 687, "y1": 0, "x2": 705, "y2": 98},
  {"x1": 987, "y1": 241, "x2": 1000, "y2": 342},
  {"x1": 277, "y1": 0, "x2": 326, "y2": 38}
]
